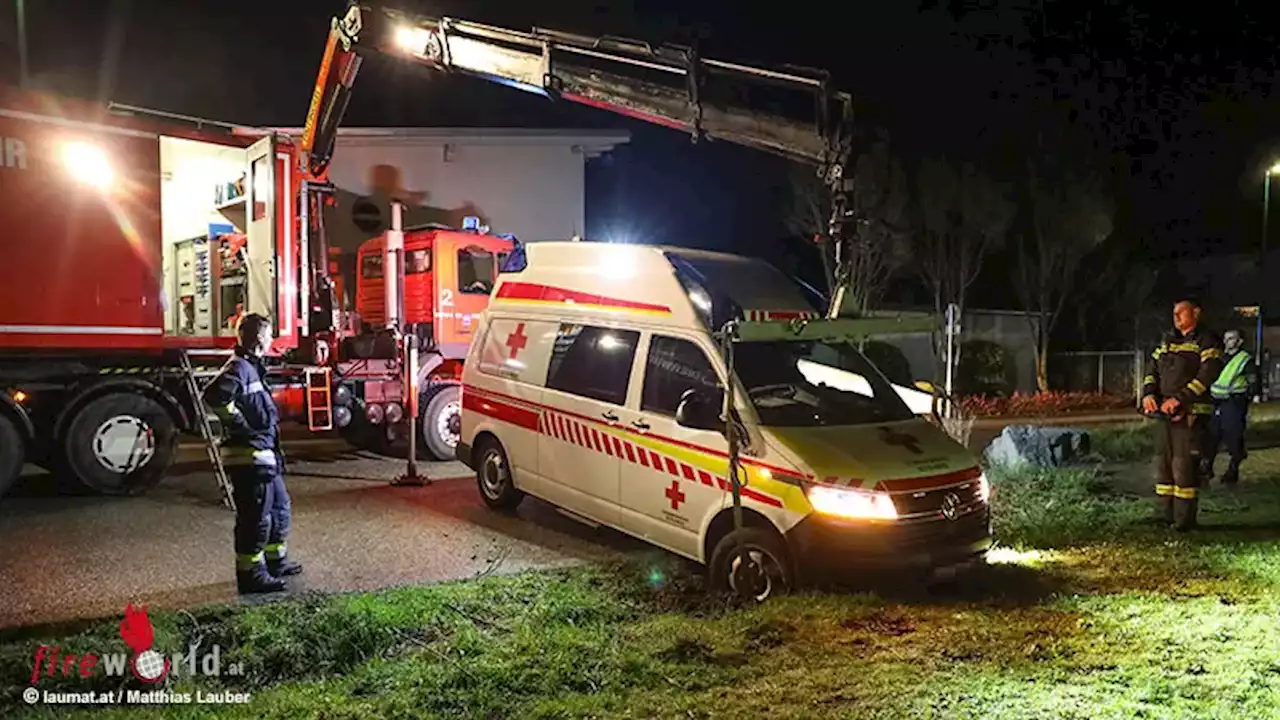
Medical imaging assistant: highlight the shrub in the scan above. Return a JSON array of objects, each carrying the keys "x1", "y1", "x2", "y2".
[
  {"x1": 955, "y1": 339, "x2": 1016, "y2": 396},
  {"x1": 959, "y1": 391, "x2": 1135, "y2": 418}
]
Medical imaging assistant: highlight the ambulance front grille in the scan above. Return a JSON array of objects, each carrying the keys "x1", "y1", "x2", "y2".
[
  {"x1": 893, "y1": 507, "x2": 990, "y2": 549},
  {"x1": 890, "y1": 480, "x2": 985, "y2": 520}
]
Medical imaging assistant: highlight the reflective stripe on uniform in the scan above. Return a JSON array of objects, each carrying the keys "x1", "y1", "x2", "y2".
[
  {"x1": 1143, "y1": 374, "x2": 1155, "y2": 385},
  {"x1": 245, "y1": 380, "x2": 267, "y2": 395},
  {"x1": 1155, "y1": 484, "x2": 1175, "y2": 496},
  {"x1": 1201, "y1": 348, "x2": 1222, "y2": 361},
  {"x1": 236, "y1": 552, "x2": 265, "y2": 570},
  {"x1": 1192, "y1": 403, "x2": 1213, "y2": 415},
  {"x1": 221, "y1": 447, "x2": 277, "y2": 466},
  {"x1": 1211, "y1": 351, "x2": 1251, "y2": 399},
  {"x1": 1186, "y1": 379, "x2": 1206, "y2": 395},
  {"x1": 264, "y1": 543, "x2": 286, "y2": 559},
  {"x1": 1173, "y1": 486, "x2": 1198, "y2": 500}
]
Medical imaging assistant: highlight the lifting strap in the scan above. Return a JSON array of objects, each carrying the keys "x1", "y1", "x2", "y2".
[{"x1": 179, "y1": 350, "x2": 236, "y2": 511}]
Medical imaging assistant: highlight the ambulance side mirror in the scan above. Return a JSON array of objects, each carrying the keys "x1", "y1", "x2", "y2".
[{"x1": 676, "y1": 388, "x2": 722, "y2": 432}]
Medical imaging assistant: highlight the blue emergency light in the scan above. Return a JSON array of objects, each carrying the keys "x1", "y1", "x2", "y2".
[{"x1": 462, "y1": 216, "x2": 481, "y2": 231}]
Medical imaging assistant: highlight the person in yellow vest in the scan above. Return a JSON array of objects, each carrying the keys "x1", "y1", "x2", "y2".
[
  {"x1": 1202, "y1": 329, "x2": 1258, "y2": 487},
  {"x1": 1141, "y1": 298, "x2": 1224, "y2": 531}
]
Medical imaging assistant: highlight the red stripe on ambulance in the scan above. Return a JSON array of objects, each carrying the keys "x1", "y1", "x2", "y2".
[{"x1": 496, "y1": 281, "x2": 672, "y2": 314}]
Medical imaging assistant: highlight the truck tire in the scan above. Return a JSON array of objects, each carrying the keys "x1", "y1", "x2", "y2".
[
  {"x1": 63, "y1": 393, "x2": 178, "y2": 496},
  {"x1": 0, "y1": 412, "x2": 23, "y2": 501},
  {"x1": 419, "y1": 383, "x2": 462, "y2": 461}
]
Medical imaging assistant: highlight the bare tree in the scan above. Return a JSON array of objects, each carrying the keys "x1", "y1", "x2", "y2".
[
  {"x1": 1015, "y1": 162, "x2": 1114, "y2": 391},
  {"x1": 784, "y1": 141, "x2": 911, "y2": 315},
  {"x1": 914, "y1": 158, "x2": 1014, "y2": 367}
]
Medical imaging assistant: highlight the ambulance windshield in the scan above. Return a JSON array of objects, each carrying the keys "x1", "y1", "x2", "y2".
[{"x1": 734, "y1": 339, "x2": 914, "y2": 427}]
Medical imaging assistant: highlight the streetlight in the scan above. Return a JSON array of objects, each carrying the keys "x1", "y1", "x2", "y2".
[{"x1": 1260, "y1": 162, "x2": 1280, "y2": 398}]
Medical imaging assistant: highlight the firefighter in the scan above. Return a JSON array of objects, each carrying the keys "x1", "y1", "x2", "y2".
[
  {"x1": 204, "y1": 313, "x2": 303, "y2": 594},
  {"x1": 1141, "y1": 298, "x2": 1225, "y2": 531},
  {"x1": 1203, "y1": 329, "x2": 1258, "y2": 486}
]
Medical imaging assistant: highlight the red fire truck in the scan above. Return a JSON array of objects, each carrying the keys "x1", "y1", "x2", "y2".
[{"x1": 0, "y1": 87, "x2": 513, "y2": 499}]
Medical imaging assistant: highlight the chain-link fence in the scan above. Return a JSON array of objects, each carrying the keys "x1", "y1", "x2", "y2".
[{"x1": 1047, "y1": 350, "x2": 1144, "y2": 401}]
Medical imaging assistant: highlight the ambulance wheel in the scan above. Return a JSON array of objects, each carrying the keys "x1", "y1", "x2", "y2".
[
  {"x1": 475, "y1": 438, "x2": 523, "y2": 511},
  {"x1": 420, "y1": 383, "x2": 462, "y2": 461},
  {"x1": 0, "y1": 412, "x2": 23, "y2": 500},
  {"x1": 708, "y1": 527, "x2": 793, "y2": 601},
  {"x1": 63, "y1": 393, "x2": 177, "y2": 496}
]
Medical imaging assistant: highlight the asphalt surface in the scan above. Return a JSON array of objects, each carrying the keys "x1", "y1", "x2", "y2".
[{"x1": 0, "y1": 440, "x2": 643, "y2": 630}]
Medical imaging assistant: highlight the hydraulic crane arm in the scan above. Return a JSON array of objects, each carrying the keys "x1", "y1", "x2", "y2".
[{"x1": 302, "y1": 2, "x2": 865, "y2": 316}]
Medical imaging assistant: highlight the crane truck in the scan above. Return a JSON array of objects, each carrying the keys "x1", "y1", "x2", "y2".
[{"x1": 0, "y1": 1, "x2": 908, "y2": 502}]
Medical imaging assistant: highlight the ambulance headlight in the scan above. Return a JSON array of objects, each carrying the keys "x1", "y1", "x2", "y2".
[
  {"x1": 805, "y1": 484, "x2": 898, "y2": 520},
  {"x1": 63, "y1": 141, "x2": 115, "y2": 189}
]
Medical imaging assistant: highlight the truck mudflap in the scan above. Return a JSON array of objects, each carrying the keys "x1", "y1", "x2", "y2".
[{"x1": 784, "y1": 507, "x2": 993, "y2": 581}]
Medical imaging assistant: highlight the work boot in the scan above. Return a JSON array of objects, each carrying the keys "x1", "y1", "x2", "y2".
[
  {"x1": 267, "y1": 557, "x2": 303, "y2": 577},
  {"x1": 236, "y1": 568, "x2": 287, "y2": 595},
  {"x1": 1172, "y1": 498, "x2": 1199, "y2": 533}
]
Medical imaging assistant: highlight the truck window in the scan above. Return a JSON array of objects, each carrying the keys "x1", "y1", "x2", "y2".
[
  {"x1": 546, "y1": 324, "x2": 639, "y2": 406},
  {"x1": 458, "y1": 246, "x2": 495, "y2": 294},
  {"x1": 407, "y1": 249, "x2": 431, "y2": 274},
  {"x1": 361, "y1": 254, "x2": 383, "y2": 279},
  {"x1": 642, "y1": 336, "x2": 723, "y2": 416}
]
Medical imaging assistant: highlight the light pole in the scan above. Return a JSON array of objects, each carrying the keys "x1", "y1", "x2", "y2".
[
  {"x1": 1261, "y1": 163, "x2": 1280, "y2": 398},
  {"x1": 15, "y1": 0, "x2": 29, "y2": 88}
]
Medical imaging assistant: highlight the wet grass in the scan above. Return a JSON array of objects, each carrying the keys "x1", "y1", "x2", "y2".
[{"x1": 5, "y1": 419, "x2": 1280, "y2": 718}]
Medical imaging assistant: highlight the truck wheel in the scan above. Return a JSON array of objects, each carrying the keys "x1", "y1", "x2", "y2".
[
  {"x1": 707, "y1": 527, "x2": 793, "y2": 601},
  {"x1": 63, "y1": 393, "x2": 177, "y2": 496},
  {"x1": 419, "y1": 383, "x2": 462, "y2": 461},
  {"x1": 0, "y1": 412, "x2": 24, "y2": 500},
  {"x1": 474, "y1": 437, "x2": 523, "y2": 511}
]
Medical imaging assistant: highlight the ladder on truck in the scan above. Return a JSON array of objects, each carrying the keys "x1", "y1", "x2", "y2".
[{"x1": 179, "y1": 350, "x2": 237, "y2": 511}]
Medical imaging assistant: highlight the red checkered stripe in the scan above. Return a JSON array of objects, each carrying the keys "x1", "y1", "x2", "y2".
[
  {"x1": 464, "y1": 385, "x2": 784, "y2": 509},
  {"x1": 536, "y1": 410, "x2": 783, "y2": 508}
]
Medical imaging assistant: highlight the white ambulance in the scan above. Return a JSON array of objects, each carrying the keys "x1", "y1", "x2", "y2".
[{"x1": 455, "y1": 240, "x2": 991, "y2": 598}]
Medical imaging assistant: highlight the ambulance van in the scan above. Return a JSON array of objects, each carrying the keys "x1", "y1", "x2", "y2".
[{"x1": 456, "y1": 240, "x2": 992, "y2": 597}]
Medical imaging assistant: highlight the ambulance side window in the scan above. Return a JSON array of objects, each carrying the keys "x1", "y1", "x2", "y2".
[
  {"x1": 545, "y1": 324, "x2": 640, "y2": 406},
  {"x1": 642, "y1": 336, "x2": 722, "y2": 416}
]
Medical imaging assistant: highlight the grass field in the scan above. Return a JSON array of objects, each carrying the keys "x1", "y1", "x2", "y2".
[{"x1": 5, "y1": 411, "x2": 1280, "y2": 718}]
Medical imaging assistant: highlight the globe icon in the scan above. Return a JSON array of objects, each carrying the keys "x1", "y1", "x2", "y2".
[{"x1": 134, "y1": 650, "x2": 166, "y2": 681}]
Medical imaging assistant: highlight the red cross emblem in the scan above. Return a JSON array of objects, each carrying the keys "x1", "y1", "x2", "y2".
[
  {"x1": 504, "y1": 323, "x2": 529, "y2": 359},
  {"x1": 665, "y1": 480, "x2": 686, "y2": 511}
]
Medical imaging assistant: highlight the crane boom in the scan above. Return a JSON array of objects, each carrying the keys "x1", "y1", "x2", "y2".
[{"x1": 302, "y1": 2, "x2": 865, "y2": 317}]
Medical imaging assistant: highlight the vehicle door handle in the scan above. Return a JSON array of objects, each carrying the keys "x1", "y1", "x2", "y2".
[
  {"x1": 632, "y1": 420, "x2": 650, "y2": 431},
  {"x1": 602, "y1": 411, "x2": 619, "y2": 422}
]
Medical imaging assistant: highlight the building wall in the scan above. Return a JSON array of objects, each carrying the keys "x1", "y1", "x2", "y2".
[{"x1": 303, "y1": 129, "x2": 629, "y2": 253}]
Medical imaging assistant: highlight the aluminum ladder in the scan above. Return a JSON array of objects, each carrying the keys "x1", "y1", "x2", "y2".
[{"x1": 179, "y1": 350, "x2": 236, "y2": 511}]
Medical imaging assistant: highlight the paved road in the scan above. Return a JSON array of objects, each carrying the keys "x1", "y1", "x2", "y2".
[{"x1": 0, "y1": 442, "x2": 643, "y2": 630}]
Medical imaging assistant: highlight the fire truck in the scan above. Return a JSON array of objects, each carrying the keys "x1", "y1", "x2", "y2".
[{"x1": 0, "y1": 1, "x2": 878, "y2": 501}]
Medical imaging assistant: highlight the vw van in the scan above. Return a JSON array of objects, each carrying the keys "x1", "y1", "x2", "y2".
[{"x1": 456, "y1": 240, "x2": 991, "y2": 597}]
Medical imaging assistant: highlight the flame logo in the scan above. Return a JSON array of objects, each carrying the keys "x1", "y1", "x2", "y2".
[{"x1": 119, "y1": 604, "x2": 170, "y2": 683}]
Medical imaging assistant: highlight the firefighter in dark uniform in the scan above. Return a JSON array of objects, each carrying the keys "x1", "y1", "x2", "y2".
[
  {"x1": 1141, "y1": 298, "x2": 1225, "y2": 531},
  {"x1": 1203, "y1": 329, "x2": 1258, "y2": 487},
  {"x1": 204, "y1": 313, "x2": 303, "y2": 594}
]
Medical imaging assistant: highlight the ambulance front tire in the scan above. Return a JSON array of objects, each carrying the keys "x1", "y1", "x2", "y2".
[
  {"x1": 0, "y1": 412, "x2": 24, "y2": 501},
  {"x1": 707, "y1": 526, "x2": 793, "y2": 601},
  {"x1": 474, "y1": 437, "x2": 523, "y2": 512},
  {"x1": 62, "y1": 393, "x2": 177, "y2": 496}
]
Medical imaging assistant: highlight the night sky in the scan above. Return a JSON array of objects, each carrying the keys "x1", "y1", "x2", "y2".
[{"x1": 6, "y1": 0, "x2": 1280, "y2": 313}]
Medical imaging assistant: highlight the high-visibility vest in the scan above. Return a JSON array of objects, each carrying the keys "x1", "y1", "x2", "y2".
[{"x1": 1210, "y1": 350, "x2": 1251, "y2": 399}]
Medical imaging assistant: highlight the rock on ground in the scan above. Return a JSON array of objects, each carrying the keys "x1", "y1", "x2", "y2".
[{"x1": 983, "y1": 425, "x2": 1093, "y2": 468}]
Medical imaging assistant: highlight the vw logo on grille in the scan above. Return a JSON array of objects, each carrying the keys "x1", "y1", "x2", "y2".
[{"x1": 940, "y1": 492, "x2": 962, "y2": 521}]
